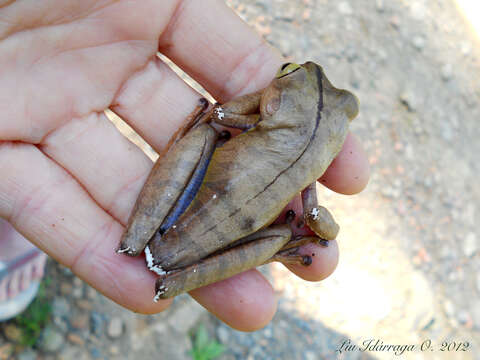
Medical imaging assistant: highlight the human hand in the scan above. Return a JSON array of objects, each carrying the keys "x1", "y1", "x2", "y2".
[{"x1": 0, "y1": 1, "x2": 369, "y2": 331}]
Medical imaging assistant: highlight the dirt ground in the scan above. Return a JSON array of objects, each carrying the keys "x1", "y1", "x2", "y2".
[{"x1": 1, "y1": 1, "x2": 479, "y2": 359}]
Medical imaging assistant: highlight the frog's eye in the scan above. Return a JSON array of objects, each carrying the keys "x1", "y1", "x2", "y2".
[{"x1": 276, "y1": 63, "x2": 301, "y2": 78}]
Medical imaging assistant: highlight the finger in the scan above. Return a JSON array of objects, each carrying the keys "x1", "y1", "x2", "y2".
[
  {"x1": 275, "y1": 197, "x2": 339, "y2": 281},
  {"x1": 111, "y1": 57, "x2": 202, "y2": 152},
  {"x1": 319, "y1": 133, "x2": 370, "y2": 195},
  {"x1": 40, "y1": 112, "x2": 153, "y2": 224},
  {"x1": 190, "y1": 269, "x2": 277, "y2": 332},
  {"x1": 0, "y1": 143, "x2": 171, "y2": 313},
  {"x1": 285, "y1": 241, "x2": 339, "y2": 282},
  {"x1": 158, "y1": 0, "x2": 282, "y2": 101},
  {"x1": 0, "y1": 1, "x2": 167, "y2": 143}
]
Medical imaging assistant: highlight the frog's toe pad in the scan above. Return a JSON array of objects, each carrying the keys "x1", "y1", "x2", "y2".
[{"x1": 145, "y1": 246, "x2": 166, "y2": 275}]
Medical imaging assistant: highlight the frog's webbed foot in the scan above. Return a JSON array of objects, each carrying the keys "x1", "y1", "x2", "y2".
[
  {"x1": 267, "y1": 182, "x2": 338, "y2": 267},
  {"x1": 269, "y1": 236, "x2": 330, "y2": 266}
]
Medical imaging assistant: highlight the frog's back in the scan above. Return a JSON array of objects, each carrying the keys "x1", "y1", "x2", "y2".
[{"x1": 152, "y1": 63, "x2": 358, "y2": 270}]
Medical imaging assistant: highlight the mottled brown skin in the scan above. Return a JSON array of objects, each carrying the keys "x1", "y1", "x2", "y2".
[
  {"x1": 149, "y1": 62, "x2": 357, "y2": 269},
  {"x1": 118, "y1": 62, "x2": 359, "y2": 299}
]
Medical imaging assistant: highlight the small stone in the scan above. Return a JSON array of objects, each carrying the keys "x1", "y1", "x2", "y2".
[
  {"x1": 52, "y1": 297, "x2": 70, "y2": 318},
  {"x1": 444, "y1": 300, "x2": 455, "y2": 317},
  {"x1": 216, "y1": 326, "x2": 229, "y2": 344},
  {"x1": 90, "y1": 312, "x2": 104, "y2": 337},
  {"x1": 3, "y1": 324, "x2": 22, "y2": 342},
  {"x1": 410, "y1": 2, "x2": 427, "y2": 20},
  {"x1": 17, "y1": 349, "x2": 36, "y2": 360},
  {"x1": 90, "y1": 347, "x2": 102, "y2": 359},
  {"x1": 472, "y1": 301, "x2": 480, "y2": 330},
  {"x1": 76, "y1": 299, "x2": 93, "y2": 311},
  {"x1": 381, "y1": 186, "x2": 401, "y2": 199},
  {"x1": 86, "y1": 286, "x2": 98, "y2": 299},
  {"x1": 463, "y1": 232, "x2": 477, "y2": 257},
  {"x1": 60, "y1": 282, "x2": 73, "y2": 296},
  {"x1": 168, "y1": 300, "x2": 206, "y2": 333},
  {"x1": 375, "y1": 0, "x2": 384, "y2": 12},
  {"x1": 0, "y1": 344, "x2": 14, "y2": 360},
  {"x1": 344, "y1": 46, "x2": 358, "y2": 63},
  {"x1": 68, "y1": 333, "x2": 85, "y2": 346},
  {"x1": 263, "y1": 325, "x2": 272, "y2": 338},
  {"x1": 72, "y1": 287, "x2": 84, "y2": 299},
  {"x1": 107, "y1": 317, "x2": 124, "y2": 338},
  {"x1": 109, "y1": 345, "x2": 119, "y2": 355},
  {"x1": 440, "y1": 122, "x2": 453, "y2": 141},
  {"x1": 304, "y1": 350, "x2": 317, "y2": 360},
  {"x1": 337, "y1": 2, "x2": 353, "y2": 15},
  {"x1": 457, "y1": 310, "x2": 470, "y2": 325},
  {"x1": 399, "y1": 90, "x2": 417, "y2": 112},
  {"x1": 39, "y1": 326, "x2": 65, "y2": 353},
  {"x1": 441, "y1": 63, "x2": 453, "y2": 81},
  {"x1": 71, "y1": 313, "x2": 89, "y2": 330},
  {"x1": 461, "y1": 41, "x2": 471, "y2": 55},
  {"x1": 53, "y1": 316, "x2": 69, "y2": 333},
  {"x1": 58, "y1": 347, "x2": 89, "y2": 360},
  {"x1": 412, "y1": 35, "x2": 425, "y2": 50}
]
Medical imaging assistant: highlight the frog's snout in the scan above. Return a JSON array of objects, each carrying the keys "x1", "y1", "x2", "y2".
[
  {"x1": 346, "y1": 91, "x2": 359, "y2": 121},
  {"x1": 339, "y1": 90, "x2": 359, "y2": 122}
]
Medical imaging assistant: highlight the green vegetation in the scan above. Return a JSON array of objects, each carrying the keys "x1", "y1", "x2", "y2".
[
  {"x1": 14, "y1": 279, "x2": 52, "y2": 347},
  {"x1": 189, "y1": 324, "x2": 225, "y2": 360}
]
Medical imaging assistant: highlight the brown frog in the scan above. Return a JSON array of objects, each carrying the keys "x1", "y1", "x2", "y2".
[{"x1": 117, "y1": 62, "x2": 359, "y2": 300}]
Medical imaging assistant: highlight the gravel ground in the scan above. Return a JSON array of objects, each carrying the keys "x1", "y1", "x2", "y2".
[{"x1": 1, "y1": 0, "x2": 479, "y2": 359}]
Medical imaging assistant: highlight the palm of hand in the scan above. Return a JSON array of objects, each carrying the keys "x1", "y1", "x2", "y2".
[{"x1": 0, "y1": 1, "x2": 368, "y2": 331}]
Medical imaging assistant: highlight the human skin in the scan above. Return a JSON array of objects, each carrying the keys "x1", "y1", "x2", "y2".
[{"x1": 0, "y1": 0, "x2": 369, "y2": 331}]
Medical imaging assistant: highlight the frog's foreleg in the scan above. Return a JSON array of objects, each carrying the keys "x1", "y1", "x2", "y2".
[
  {"x1": 302, "y1": 182, "x2": 339, "y2": 241},
  {"x1": 153, "y1": 225, "x2": 291, "y2": 300},
  {"x1": 211, "y1": 90, "x2": 262, "y2": 130}
]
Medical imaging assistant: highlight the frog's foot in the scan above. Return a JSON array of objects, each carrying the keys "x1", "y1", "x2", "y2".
[
  {"x1": 302, "y1": 182, "x2": 339, "y2": 241},
  {"x1": 0, "y1": 220, "x2": 47, "y2": 321},
  {"x1": 144, "y1": 246, "x2": 166, "y2": 276},
  {"x1": 270, "y1": 236, "x2": 329, "y2": 267}
]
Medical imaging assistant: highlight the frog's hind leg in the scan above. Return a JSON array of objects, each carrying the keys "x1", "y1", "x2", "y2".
[
  {"x1": 153, "y1": 225, "x2": 291, "y2": 300},
  {"x1": 118, "y1": 101, "x2": 218, "y2": 257}
]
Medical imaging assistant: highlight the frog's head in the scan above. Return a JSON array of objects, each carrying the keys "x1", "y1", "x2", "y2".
[{"x1": 266, "y1": 62, "x2": 359, "y2": 123}]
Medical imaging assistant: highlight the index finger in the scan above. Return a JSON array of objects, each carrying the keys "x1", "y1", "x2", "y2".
[{"x1": 159, "y1": 0, "x2": 282, "y2": 101}]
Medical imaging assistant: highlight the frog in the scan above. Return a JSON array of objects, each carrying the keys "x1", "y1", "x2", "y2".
[{"x1": 117, "y1": 62, "x2": 359, "y2": 301}]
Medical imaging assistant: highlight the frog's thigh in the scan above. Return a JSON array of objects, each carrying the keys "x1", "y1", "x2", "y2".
[
  {"x1": 302, "y1": 182, "x2": 339, "y2": 240},
  {"x1": 154, "y1": 225, "x2": 291, "y2": 300},
  {"x1": 119, "y1": 122, "x2": 217, "y2": 256}
]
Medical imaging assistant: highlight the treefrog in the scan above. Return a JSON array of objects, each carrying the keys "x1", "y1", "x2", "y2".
[{"x1": 117, "y1": 62, "x2": 359, "y2": 301}]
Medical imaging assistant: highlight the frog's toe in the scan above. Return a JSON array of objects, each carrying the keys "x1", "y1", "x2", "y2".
[{"x1": 145, "y1": 246, "x2": 167, "y2": 275}]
